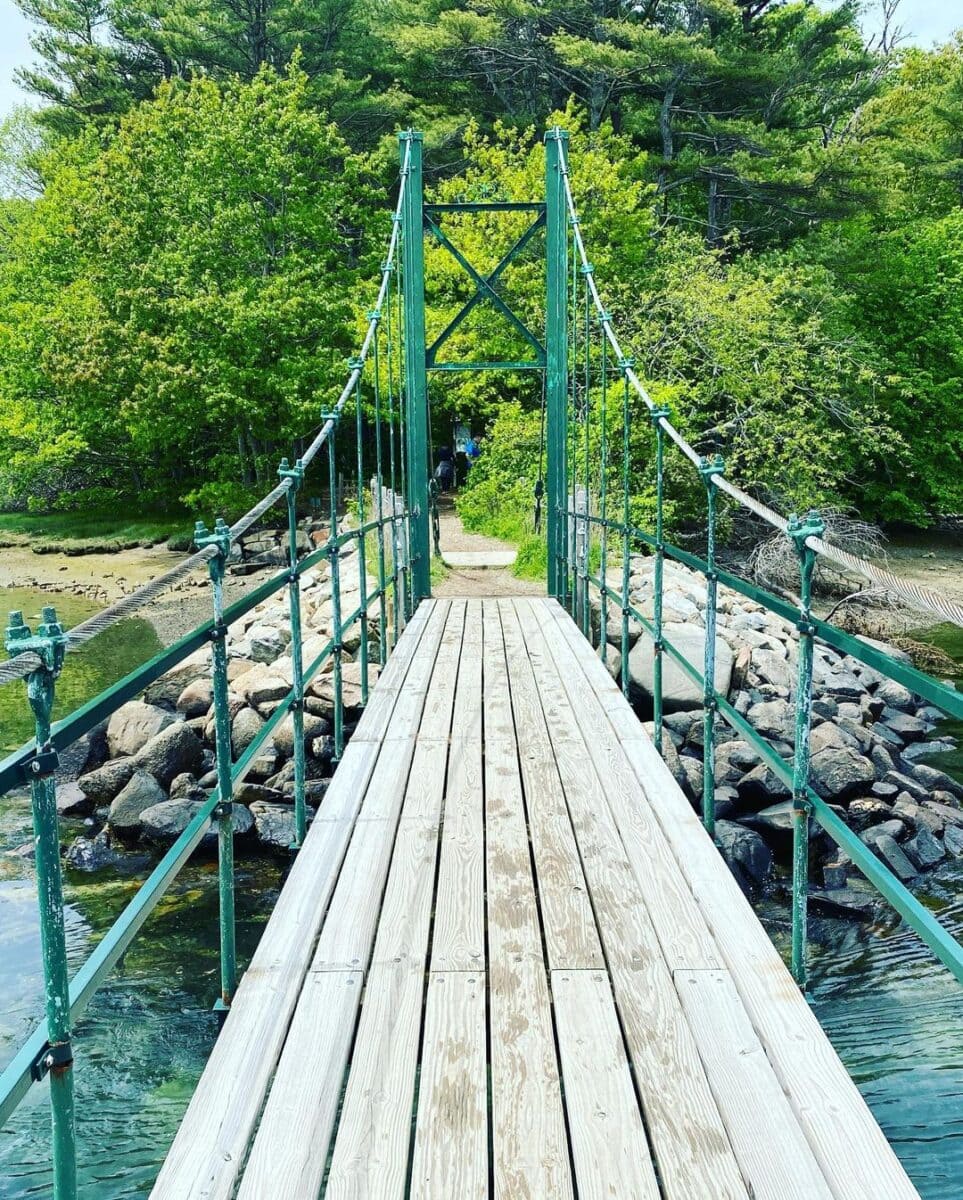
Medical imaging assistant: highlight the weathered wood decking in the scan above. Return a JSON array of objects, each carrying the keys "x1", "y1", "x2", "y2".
[{"x1": 151, "y1": 597, "x2": 919, "y2": 1200}]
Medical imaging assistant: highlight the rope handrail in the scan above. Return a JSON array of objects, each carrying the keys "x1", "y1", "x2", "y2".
[
  {"x1": 0, "y1": 140, "x2": 414, "y2": 689},
  {"x1": 555, "y1": 136, "x2": 963, "y2": 630}
]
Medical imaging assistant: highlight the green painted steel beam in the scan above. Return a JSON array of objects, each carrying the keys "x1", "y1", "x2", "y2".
[
  {"x1": 399, "y1": 131, "x2": 431, "y2": 603},
  {"x1": 424, "y1": 202, "x2": 545, "y2": 213},
  {"x1": 545, "y1": 128, "x2": 569, "y2": 602},
  {"x1": 427, "y1": 360, "x2": 544, "y2": 372}
]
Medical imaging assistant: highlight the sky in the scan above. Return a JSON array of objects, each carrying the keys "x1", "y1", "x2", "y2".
[{"x1": 0, "y1": 0, "x2": 961, "y2": 124}]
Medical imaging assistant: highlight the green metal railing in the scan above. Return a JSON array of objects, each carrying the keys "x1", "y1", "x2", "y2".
[
  {"x1": 0, "y1": 135, "x2": 428, "y2": 1199},
  {"x1": 547, "y1": 132, "x2": 963, "y2": 996}
]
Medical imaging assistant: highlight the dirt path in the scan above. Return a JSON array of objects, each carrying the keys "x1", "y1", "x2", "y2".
[{"x1": 433, "y1": 498, "x2": 543, "y2": 599}]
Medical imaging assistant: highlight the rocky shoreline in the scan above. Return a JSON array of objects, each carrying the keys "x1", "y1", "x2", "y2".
[
  {"x1": 31, "y1": 532, "x2": 380, "y2": 869},
  {"x1": 593, "y1": 557, "x2": 963, "y2": 915}
]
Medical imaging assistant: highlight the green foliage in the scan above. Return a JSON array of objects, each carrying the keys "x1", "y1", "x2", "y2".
[{"x1": 0, "y1": 65, "x2": 377, "y2": 513}]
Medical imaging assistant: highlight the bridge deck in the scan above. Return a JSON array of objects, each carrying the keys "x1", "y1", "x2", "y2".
[{"x1": 151, "y1": 596, "x2": 918, "y2": 1200}]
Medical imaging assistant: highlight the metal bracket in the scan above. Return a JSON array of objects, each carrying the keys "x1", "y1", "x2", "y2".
[
  {"x1": 698, "y1": 454, "x2": 725, "y2": 482},
  {"x1": 20, "y1": 744, "x2": 60, "y2": 782},
  {"x1": 786, "y1": 510, "x2": 825, "y2": 557},
  {"x1": 649, "y1": 405, "x2": 671, "y2": 427},
  {"x1": 5, "y1": 608, "x2": 68, "y2": 677},
  {"x1": 278, "y1": 456, "x2": 305, "y2": 491},
  {"x1": 194, "y1": 518, "x2": 232, "y2": 560},
  {"x1": 796, "y1": 619, "x2": 817, "y2": 636},
  {"x1": 30, "y1": 1038, "x2": 72, "y2": 1082},
  {"x1": 209, "y1": 622, "x2": 228, "y2": 642}
]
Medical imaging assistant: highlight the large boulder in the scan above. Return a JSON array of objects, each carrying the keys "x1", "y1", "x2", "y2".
[
  {"x1": 247, "y1": 624, "x2": 286, "y2": 664},
  {"x1": 627, "y1": 622, "x2": 733, "y2": 712},
  {"x1": 250, "y1": 801, "x2": 315, "y2": 852},
  {"x1": 108, "y1": 771, "x2": 167, "y2": 839},
  {"x1": 232, "y1": 707, "x2": 265, "y2": 757},
  {"x1": 238, "y1": 664, "x2": 290, "y2": 709},
  {"x1": 809, "y1": 746, "x2": 874, "y2": 800},
  {"x1": 140, "y1": 798, "x2": 254, "y2": 846},
  {"x1": 134, "y1": 722, "x2": 203, "y2": 788},
  {"x1": 77, "y1": 757, "x2": 137, "y2": 805},
  {"x1": 56, "y1": 782, "x2": 93, "y2": 817},
  {"x1": 143, "y1": 648, "x2": 211, "y2": 708},
  {"x1": 746, "y1": 699, "x2": 792, "y2": 741},
  {"x1": 715, "y1": 820, "x2": 772, "y2": 893},
  {"x1": 107, "y1": 702, "x2": 177, "y2": 757},
  {"x1": 176, "y1": 679, "x2": 213, "y2": 718}
]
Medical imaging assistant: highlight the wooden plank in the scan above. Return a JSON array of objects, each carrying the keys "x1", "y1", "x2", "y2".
[
  {"x1": 522, "y1": 597, "x2": 718, "y2": 972},
  {"x1": 675, "y1": 969, "x2": 834, "y2": 1200},
  {"x1": 482, "y1": 607, "x2": 574, "y2": 1200},
  {"x1": 552, "y1": 969, "x2": 661, "y2": 1200},
  {"x1": 351, "y1": 600, "x2": 435, "y2": 740},
  {"x1": 324, "y1": 962, "x2": 425, "y2": 1200},
  {"x1": 419, "y1": 598, "x2": 466, "y2": 740},
  {"x1": 382, "y1": 600, "x2": 452, "y2": 741},
  {"x1": 370, "y1": 817, "x2": 440, "y2": 968},
  {"x1": 431, "y1": 601, "x2": 485, "y2": 972},
  {"x1": 409, "y1": 972, "x2": 488, "y2": 1200},
  {"x1": 545, "y1": 599, "x2": 921, "y2": 1200},
  {"x1": 498, "y1": 599, "x2": 605, "y2": 971},
  {"x1": 235, "y1": 971, "x2": 361, "y2": 1199},
  {"x1": 514, "y1": 601, "x2": 747, "y2": 1199}
]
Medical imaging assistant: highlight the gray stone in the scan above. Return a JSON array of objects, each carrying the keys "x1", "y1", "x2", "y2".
[
  {"x1": 250, "y1": 801, "x2": 316, "y2": 851},
  {"x1": 810, "y1": 746, "x2": 874, "y2": 801},
  {"x1": 272, "y1": 713, "x2": 330, "y2": 757},
  {"x1": 56, "y1": 724, "x2": 108, "y2": 783},
  {"x1": 78, "y1": 758, "x2": 137, "y2": 805},
  {"x1": 875, "y1": 678, "x2": 916, "y2": 710},
  {"x1": 750, "y1": 648, "x2": 792, "y2": 691},
  {"x1": 679, "y1": 755, "x2": 703, "y2": 802},
  {"x1": 848, "y1": 798, "x2": 894, "y2": 831},
  {"x1": 861, "y1": 818, "x2": 908, "y2": 845},
  {"x1": 870, "y1": 722, "x2": 904, "y2": 750},
  {"x1": 884, "y1": 770, "x2": 928, "y2": 803},
  {"x1": 738, "y1": 764, "x2": 791, "y2": 806},
  {"x1": 821, "y1": 860, "x2": 850, "y2": 890},
  {"x1": 134, "y1": 722, "x2": 203, "y2": 788},
  {"x1": 65, "y1": 831, "x2": 126, "y2": 872},
  {"x1": 746, "y1": 699, "x2": 792, "y2": 741},
  {"x1": 880, "y1": 710, "x2": 927, "y2": 742},
  {"x1": 627, "y1": 622, "x2": 733, "y2": 712},
  {"x1": 944, "y1": 825, "x2": 963, "y2": 857},
  {"x1": 108, "y1": 771, "x2": 167, "y2": 838},
  {"x1": 140, "y1": 798, "x2": 205, "y2": 845},
  {"x1": 743, "y1": 800, "x2": 794, "y2": 834},
  {"x1": 810, "y1": 722, "x2": 851, "y2": 755},
  {"x1": 912, "y1": 763, "x2": 963, "y2": 800},
  {"x1": 715, "y1": 820, "x2": 772, "y2": 892},
  {"x1": 235, "y1": 782, "x2": 287, "y2": 806},
  {"x1": 176, "y1": 679, "x2": 213, "y2": 718},
  {"x1": 232, "y1": 707, "x2": 265, "y2": 757},
  {"x1": 247, "y1": 624, "x2": 286, "y2": 664},
  {"x1": 893, "y1": 799, "x2": 944, "y2": 835},
  {"x1": 715, "y1": 740, "x2": 759, "y2": 787},
  {"x1": 923, "y1": 800, "x2": 963, "y2": 828},
  {"x1": 810, "y1": 888, "x2": 876, "y2": 919},
  {"x1": 107, "y1": 701, "x2": 177, "y2": 757},
  {"x1": 169, "y1": 772, "x2": 198, "y2": 800},
  {"x1": 903, "y1": 826, "x2": 945, "y2": 870},
  {"x1": 870, "y1": 743, "x2": 896, "y2": 777},
  {"x1": 871, "y1": 833, "x2": 917, "y2": 882},
  {"x1": 870, "y1": 780, "x2": 899, "y2": 800},
  {"x1": 238, "y1": 664, "x2": 291, "y2": 708}
]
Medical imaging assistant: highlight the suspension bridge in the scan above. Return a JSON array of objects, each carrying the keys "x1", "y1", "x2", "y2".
[{"x1": 2, "y1": 128, "x2": 963, "y2": 1199}]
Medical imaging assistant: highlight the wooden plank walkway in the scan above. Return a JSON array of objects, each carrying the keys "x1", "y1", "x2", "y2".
[{"x1": 151, "y1": 596, "x2": 920, "y2": 1200}]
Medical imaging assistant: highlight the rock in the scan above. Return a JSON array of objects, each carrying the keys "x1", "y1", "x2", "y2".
[
  {"x1": 142, "y1": 648, "x2": 211, "y2": 708},
  {"x1": 77, "y1": 758, "x2": 137, "y2": 805},
  {"x1": 272, "y1": 713, "x2": 330, "y2": 757},
  {"x1": 810, "y1": 888, "x2": 876, "y2": 919},
  {"x1": 746, "y1": 699, "x2": 793, "y2": 741},
  {"x1": 884, "y1": 770, "x2": 928, "y2": 803},
  {"x1": 134, "y1": 722, "x2": 203, "y2": 788},
  {"x1": 743, "y1": 800, "x2": 794, "y2": 835},
  {"x1": 169, "y1": 772, "x2": 198, "y2": 800},
  {"x1": 602, "y1": 642, "x2": 621, "y2": 681},
  {"x1": 870, "y1": 743, "x2": 896, "y2": 777},
  {"x1": 56, "y1": 723, "x2": 108, "y2": 783},
  {"x1": 715, "y1": 820, "x2": 772, "y2": 892},
  {"x1": 870, "y1": 780, "x2": 899, "y2": 800},
  {"x1": 235, "y1": 781, "x2": 287, "y2": 806},
  {"x1": 679, "y1": 755, "x2": 703, "y2": 802},
  {"x1": 247, "y1": 624, "x2": 286, "y2": 664},
  {"x1": 870, "y1": 833, "x2": 917, "y2": 882},
  {"x1": 232, "y1": 707, "x2": 265, "y2": 757},
  {"x1": 912, "y1": 763, "x2": 963, "y2": 800},
  {"x1": 875, "y1": 678, "x2": 916, "y2": 710},
  {"x1": 64, "y1": 831, "x2": 126, "y2": 872},
  {"x1": 893, "y1": 799, "x2": 943, "y2": 835},
  {"x1": 107, "y1": 701, "x2": 177, "y2": 757},
  {"x1": 176, "y1": 679, "x2": 213, "y2": 718},
  {"x1": 821, "y1": 859, "x2": 850, "y2": 890},
  {"x1": 108, "y1": 771, "x2": 167, "y2": 839},
  {"x1": 140, "y1": 798, "x2": 206, "y2": 845},
  {"x1": 310, "y1": 736, "x2": 336, "y2": 767},
  {"x1": 715, "y1": 740, "x2": 759, "y2": 787},
  {"x1": 238, "y1": 663, "x2": 291, "y2": 708},
  {"x1": 627, "y1": 622, "x2": 733, "y2": 712},
  {"x1": 923, "y1": 800, "x2": 963, "y2": 828},
  {"x1": 737, "y1": 764, "x2": 791, "y2": 806},
  {"x1": 250, "y1": 801, "x2": 315, "y2": 851},
  {"x1": 861, "y1": 818, "x2": 908, "y2": 845},
  {"x1": 809, "y1": 746, "x2": 874, "y2": 801},
  {"x1": 848, "y1": 798, "x2": 895, "y2": 831},
  {"x1": 944, "y1": 825, "x2": 963, "y2": 857},
  {"x1": 56, "y1": 781, "x2": 94, "y2": 816},
  {"x1": 903, "y1": 826, "x2": 945, "y2": 870},
  {"x1": 750, "y1": 648, "x2": 792, "y2": 691},
  {"x1": 809, "y1": 722, "x2": 852, "y2": 755},
  {"x1": 880, "y1": 710, "x2": 927, "y2": 743},
  {"x1": 606, "y1": 614, "x2": 641, "y2": 647}
]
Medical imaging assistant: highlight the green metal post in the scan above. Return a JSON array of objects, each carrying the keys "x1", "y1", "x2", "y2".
[
  {"x1": 581, "y1": 265, "x2": 592, "y2": 640},
  {"x1": 194, "y1": 518, "x2": 236, "y2": 1007},
  {"x1": 371, "y1": 315, "x2": 388, "y2": 667},
  {"x1": 385, "y1": 268, "x2": 403, "y2": 649},
  {"x1": 699, "y1": 455, "x2": 724, "y2": 839},
  {"x1": 279, "y1": 459, "x2": 307, "y2": 849},
  {"x1": 650, "y1": 407, "x2": 671, "y2": 757},
  {"x1": 5, "y1": 607, "x2": 76, "y2": 1200},
  {"x1": 598, "y1": 317, "x2": 609, "y2": 662},
  {"x1": 544, "y1": 127, "x2": 569, "y2": 602},
  {"x1": 351, "y1": 360, "x2": 370, "y2": 705},
  {"x1": 619, "y1": 363, "x2": 633, "y2": 697},
  {"x1": 325, "y1": 416, "x2": 345, "y2": 760},
  {"x1": 788, "y1": 510, "x2": 824, "y2": 989},
  {"x1": 399, "y1": 130, "x2": 431, "y2": 604}
]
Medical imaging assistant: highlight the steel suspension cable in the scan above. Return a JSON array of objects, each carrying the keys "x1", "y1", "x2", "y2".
[{"x1": 552, "y1": 135, "x2": 963, "y2": 628}]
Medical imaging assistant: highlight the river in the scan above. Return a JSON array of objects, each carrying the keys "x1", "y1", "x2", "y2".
[{"x1": 0, "y1": 589, "x2": 961, "y2": 1196}]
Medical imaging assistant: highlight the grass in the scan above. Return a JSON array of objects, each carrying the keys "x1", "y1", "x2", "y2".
[{"x1": 0, "y1": 508, "x2": 190, "y2": 553}]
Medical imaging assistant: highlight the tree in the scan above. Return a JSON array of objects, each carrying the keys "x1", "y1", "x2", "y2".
[{"x1": 0, "y1": 65, "x2": 379, "y2": 511}]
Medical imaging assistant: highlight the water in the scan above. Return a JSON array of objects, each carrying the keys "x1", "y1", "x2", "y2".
[{"x1": 0, "y1": 587, "x2": 162, "y2": 754}]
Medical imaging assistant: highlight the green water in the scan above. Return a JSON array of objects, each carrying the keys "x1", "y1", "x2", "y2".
[{"x1": 0, "y1": 587, "x2": 162, "y2": 754}]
